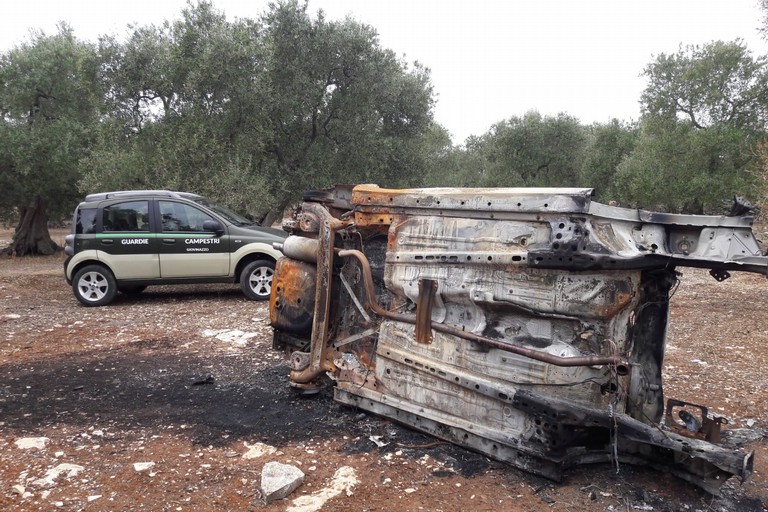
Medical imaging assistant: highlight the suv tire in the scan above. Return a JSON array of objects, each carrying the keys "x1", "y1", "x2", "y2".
[
  {"x1": 73, "y1": 264, "x2": 118, "y2": 307},
  {"x1": 240, "y1": 260, "x2": 275, "y2": 301}
]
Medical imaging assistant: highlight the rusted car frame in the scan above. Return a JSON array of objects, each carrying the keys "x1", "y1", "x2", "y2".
[{"x1": 269, "y1": 185, "x2": 765, "y2": 493}]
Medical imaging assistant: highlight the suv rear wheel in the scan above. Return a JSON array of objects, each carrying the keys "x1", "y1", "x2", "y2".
[
  {"x1": 73, "y1": 264, "x2": 118, "y2": 306},
  {"x1": 240, "y1": 260, "x2": 275, "y2": 300}
]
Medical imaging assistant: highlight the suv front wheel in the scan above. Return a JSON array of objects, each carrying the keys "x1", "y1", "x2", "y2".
[
  {"x1": 73, "y1": 264, "x2": 118, "y2": 307},
  {"x1": 240, "y1": 260, "x2": 275, "y2": 300}
]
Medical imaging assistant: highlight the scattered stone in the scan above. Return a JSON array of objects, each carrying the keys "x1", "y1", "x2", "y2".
[
  {"x1": 242, "y1": 441, "x2": 277, "y2": 459},
  {"x1": 14, "y1": 437, "x2": 49, "y2": 450},
  {"x1": 12, "y1": 484, "x2": 25, "y2": 495},
  {"x1": 134, "y1": 462, "x2": 156, "y2": 472},
  {"x1": 87, "y1": 495, "x2": 102, "y2": 502},
  {"x1": 260, "y1": 461, "x2": 305, "y2": 504},
  {"x1": 202, "y1": 329, "x2": 258, "y2": 346},
  {"x1": 286, "y1": 466, "x2": 358, "y2": 512},
  {"x1": 32, "y1": 463, "x2": 85, "y2": 488},
  {"x1": 369, "y1": 435, "x2": 389, "y2": 447}
]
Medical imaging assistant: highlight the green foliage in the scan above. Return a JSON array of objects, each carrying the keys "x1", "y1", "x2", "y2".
[
  {"x1": 79, "y1": 0, "x2": 436, "y2": 219},
  {"x1": 259, "y1": 0, "x2": 434, "y2": 198},
  {"x1": 579, "y1": 120, "x2": 637, "y2": 202},
  {"x1": 81, "y1": 2, "x2": 275, "y2": 217},
  {"x1": 618, "y1": 40, "x2": 768, "y2": 211},
  {"x1": 420, "y1": 124, "x2": 477, "y2": 187},
  {"x1": 4, "y1": 3, "x2": 768, "y2": 231},
  {"x1": 0, "y1": 25, "x2": 106, "y2": 219},
  {"x1": 615, "y1": 117, "x2": 755, "y2": 212},
  {"x1": 642, "y1": 41, "x2": 768, "y2": 130},
  {"x1": 458, "y1": 112, "x2": 588, "y2": 188}
]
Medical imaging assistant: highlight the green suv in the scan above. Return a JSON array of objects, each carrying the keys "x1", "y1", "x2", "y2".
[{"x1": 64, "y1": 190, "x2": 287, "y2": 306}]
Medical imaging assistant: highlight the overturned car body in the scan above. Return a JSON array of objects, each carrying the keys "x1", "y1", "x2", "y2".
[{"x1": 269, "y1": 185, "x2": 766, "y2": 493}]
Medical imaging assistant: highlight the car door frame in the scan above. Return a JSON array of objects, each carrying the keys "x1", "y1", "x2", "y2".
[
  {"x1": 94, "y1": 198, "x2": 161, "y2": 280},
  {"x1": 153, "y1": 198, "x2": 231, "y2": 278}
]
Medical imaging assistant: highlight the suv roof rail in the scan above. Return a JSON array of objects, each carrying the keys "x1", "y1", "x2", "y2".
[{"x1": 84, "y1": 190, "x2": 200, "y2": 202}]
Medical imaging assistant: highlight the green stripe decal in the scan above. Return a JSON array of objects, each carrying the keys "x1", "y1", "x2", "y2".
[
  {"x1": 96, "y1": 233, "x2": 157, "y2": 238},
  {"x1": 95, "y1": 233, "x2": 216, "y2": 238}
]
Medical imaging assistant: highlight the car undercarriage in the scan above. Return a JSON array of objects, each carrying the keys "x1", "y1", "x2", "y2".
[{"x1": 269, "y1": 185, "x2": 766, "y2": 494}]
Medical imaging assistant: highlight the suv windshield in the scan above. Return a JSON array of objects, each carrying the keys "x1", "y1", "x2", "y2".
[{"x1": 191, "y1": 197, "x2": 254, "y2": 226}]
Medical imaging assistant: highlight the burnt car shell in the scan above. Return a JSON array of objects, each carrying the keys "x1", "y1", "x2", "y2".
[{"x1": 269, "y1": 185, "x2": 766, "y2": 494}]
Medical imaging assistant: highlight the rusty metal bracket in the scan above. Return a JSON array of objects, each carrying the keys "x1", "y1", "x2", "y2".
[
  {"x1": 709, "y1": 269, "x2": 731, "y2": 282},
  {"x1": 665, "y1": 398, "x2": 728, "y2": 443}
]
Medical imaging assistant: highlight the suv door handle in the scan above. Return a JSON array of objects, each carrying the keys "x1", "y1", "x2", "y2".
[
  {"x1": 101, "y1": 239, "x2": 114, "y2": 245},
  {"x1": 162, "y1": 238, "x2": 176, "y2": 244}
]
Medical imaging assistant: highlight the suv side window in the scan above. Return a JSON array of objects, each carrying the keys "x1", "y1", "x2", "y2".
[
  {"x1": 103, "y1": 201, "x2": 150, "y2": 232},
  {"x1": 76, "y1": 207, "x2": 97, "y2": 234},
  {"x1": 159, "y1": 201, "x2": 214, "y2": 232}
]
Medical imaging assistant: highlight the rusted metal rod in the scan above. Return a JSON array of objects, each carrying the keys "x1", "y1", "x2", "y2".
[{"x1": 338, "y1": 248, "x2": 628, "y2": 370}]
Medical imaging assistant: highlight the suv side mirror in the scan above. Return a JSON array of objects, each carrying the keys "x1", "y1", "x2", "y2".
[{"x1": 203, "y1": 219, "x2": 224, "y2": 236}]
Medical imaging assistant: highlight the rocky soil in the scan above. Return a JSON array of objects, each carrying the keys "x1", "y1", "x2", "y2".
[{"x1": 1, "y1": 229, "x2": 767, "y2": 511}]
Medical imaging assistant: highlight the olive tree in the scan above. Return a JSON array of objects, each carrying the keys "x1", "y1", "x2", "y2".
[
  {"x1": 81, "y1": 1, "x2": 436, "y2": 224},
  {"x1": 468, "y1": 111, "x2": 588, "y2": 188},
  {"x1": 616, "y1": 41, "x2": 768, "y2": 212},
  {"x1": 0, "y1": 25, "x2": 106, "y2": 255}
]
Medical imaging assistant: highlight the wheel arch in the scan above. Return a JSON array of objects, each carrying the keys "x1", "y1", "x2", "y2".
[
  {"x1": 234, "y1": 252, "x2": 277, "y2": 282},
  {"x1": 67, "y1": 255, "x2": 116, "y2": 284}
]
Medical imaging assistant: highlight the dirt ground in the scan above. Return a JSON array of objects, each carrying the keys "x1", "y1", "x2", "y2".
[{"x1": 1, "y1": 228, "x2": 767, "y2": 512}]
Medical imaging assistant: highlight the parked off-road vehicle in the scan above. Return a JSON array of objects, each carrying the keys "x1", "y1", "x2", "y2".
[{"x1": 64, "y1": 190, "x2": 286, "y2": 306}]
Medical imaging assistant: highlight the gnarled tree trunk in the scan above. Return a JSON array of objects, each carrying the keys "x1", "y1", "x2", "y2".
[{"x1": 5, "y1": 196, "x2": 60, "y2": 256}]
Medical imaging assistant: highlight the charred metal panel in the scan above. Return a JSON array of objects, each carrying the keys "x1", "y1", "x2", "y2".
[{"x1": 270, "y1": 185, "x2": 766, "y2": 493}]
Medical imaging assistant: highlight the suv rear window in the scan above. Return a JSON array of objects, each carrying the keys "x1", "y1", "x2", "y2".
[{"x1": 76, "y1": 207, "x2": 97, "y2": 234}]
